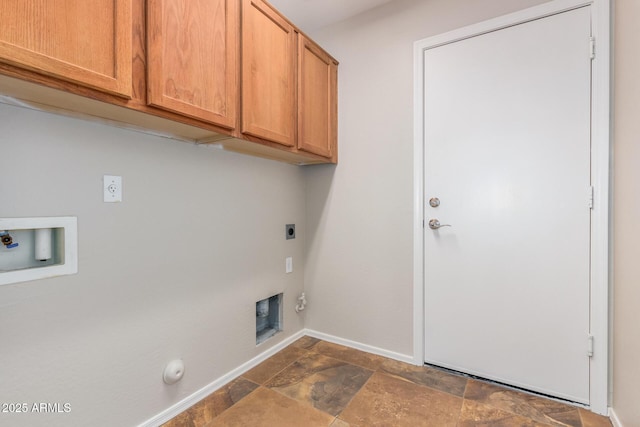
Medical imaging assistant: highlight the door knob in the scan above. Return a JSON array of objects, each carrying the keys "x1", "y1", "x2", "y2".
[{"x1": 428, "y1": 219, "x2": 451, "y2": 230}]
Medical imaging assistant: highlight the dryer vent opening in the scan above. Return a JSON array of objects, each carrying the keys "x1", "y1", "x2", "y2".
[{"x1": 256, "y1": 293, "x2": 282, "y2": 345}]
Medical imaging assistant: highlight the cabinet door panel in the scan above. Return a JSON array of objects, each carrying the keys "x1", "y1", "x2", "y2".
[
  {"x1": 147, "y1": 0, "x2": 237, "y2": 129},
  {"x1": 0, "y1": 0, "x2": 132, "y2": 97},
  {"x1": 298, "y1": 36, "x2": 336, "y2": 158},
  {"x1": 241, "y1": 0, "x2": 295, "y2": 147}
]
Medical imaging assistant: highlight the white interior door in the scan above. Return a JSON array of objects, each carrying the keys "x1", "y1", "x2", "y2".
[{"x1": 423, "y1": 7, "x2": 592, "y2": 403}]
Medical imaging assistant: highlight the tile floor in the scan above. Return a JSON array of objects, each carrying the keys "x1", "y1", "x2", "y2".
[{"x1": 163, "y1": 336, "x2": 612, "y2": 427}]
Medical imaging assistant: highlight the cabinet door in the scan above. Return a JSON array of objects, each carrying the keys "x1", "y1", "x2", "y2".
[
  {"x1": 241, "y1": 0, "x2": 295, "y2": 147},
  {"x1": 298, "y1": 35, "x2": 337, "y2": 158},
  {"x1": 147, "y1": 0, "x2": 237, "y2": 129},
  {"x1": 0, "y1": 0, "x2": 132, "y2": 97}
]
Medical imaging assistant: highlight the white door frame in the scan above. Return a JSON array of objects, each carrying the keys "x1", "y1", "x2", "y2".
[{"x1": 412, "y1": 0, "x2": 611, "y2": 414}]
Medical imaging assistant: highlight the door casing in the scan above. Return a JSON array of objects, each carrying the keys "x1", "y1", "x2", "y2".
[{"x1": 412, "y1": 0, "x2": 611, "y2": 415}]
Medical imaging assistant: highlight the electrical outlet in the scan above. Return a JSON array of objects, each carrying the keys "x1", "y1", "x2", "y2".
[
  {"x1": 104, "y1": 175, "x2": 122, "y2": 203},
  {"x1": 286, "y1": 257, "x2": 293, "y2": 273},
  {"x1": 286, "y1": 224, "x2": 295, "y2": 240}
]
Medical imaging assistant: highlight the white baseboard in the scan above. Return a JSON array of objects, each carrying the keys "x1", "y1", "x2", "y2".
[
  {"x1": 137, "y1": 329, "x2": 306, "y2": 427},
  {"x1": 138, "y1": 329, "x2": 415, "y2": 427},
  {"x1": 304, "y1": 329, "x2": 415, "y2": 365},
  {"x1": 141, "y1": 327, "x2": 618, "y2": 427},
  {"x1": 609, "y1": 408, "x2": 624, "y2": 427}
]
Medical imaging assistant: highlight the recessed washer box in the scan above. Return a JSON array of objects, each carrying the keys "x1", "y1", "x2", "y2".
[{"x1": 0, "y1": 217, "x2": 78, "y2": 286}]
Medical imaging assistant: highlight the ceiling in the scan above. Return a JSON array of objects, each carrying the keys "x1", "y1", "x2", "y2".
[{"x1": 268, "y1": 0, "x2": 395, "y2": 33}]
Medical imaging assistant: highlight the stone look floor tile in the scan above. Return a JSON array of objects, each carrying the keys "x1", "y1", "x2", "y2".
[
  {"x1": 293, "y1": 336, "x2": 321, "y2": 350},
  {"x1": 579, "y1": 408, "x2": 613, "y2": 427},
  {"x1": 330, "y1": 418, "x2": 351, "y2": 427},
  {"x1": 206, "y1": 387, "x2": 334, "y2": 427},
  {"x1": 266, "y1": 352, "x2": 373, "y2": 416},
  {"x1": 339, "y1": 371, "x2": 463, "y2": 427},
  {"x1": 164, "y1": 339, "x2": 614, "y2": 427},
  {"x1": 242, "y1": 345, "x2": 309, "y2": 385},
  {"x1": 162, "y1": 377, "x2": 258, "y2": 427},
  {"x1": 459, "y1": 400, "x2": 548, "y2": 427},
  {"x1": 464, "y1": 380, "x2": 582, "y2": 426},
  {"x1": 379, "y1": 359, "x2": 468, "y2": 397},
  {"x1": 310, "y1": 340, "x2": 388, "y2": 371}
]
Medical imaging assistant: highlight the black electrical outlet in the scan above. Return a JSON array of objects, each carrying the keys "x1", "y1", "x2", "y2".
[{"x1": 285, "y1": 224, "x2": 295, "y2": 240}]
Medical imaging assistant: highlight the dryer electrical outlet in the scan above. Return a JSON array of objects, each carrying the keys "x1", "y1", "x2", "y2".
[{"x1": 285, "y1": 224, "x2": 295, "y2": 240}]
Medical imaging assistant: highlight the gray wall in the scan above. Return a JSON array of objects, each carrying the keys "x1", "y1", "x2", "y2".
[
  {"x1": 0, "y1": 102, "x2": 306, "y2": 427},
  {"x1": 306, "y1": 0, "x2": 640, "y2": 424},
  {"x1": 4, "y1": 0, "x2": 639, "y2": 425},
  {"x1": 304, "y1": 0, "x2": 548, "y2": 357},
  {"x1": 612, "y1": 0, "x2": 640, "y2": 425}
]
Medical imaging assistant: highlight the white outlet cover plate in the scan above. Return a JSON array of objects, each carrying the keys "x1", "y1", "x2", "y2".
[
  {"x1": 286, "y1": 257, "x2": 293, "y2": 273},
  {"x1": 104, "y1": 175, "x2": 122, "y2": 202}
]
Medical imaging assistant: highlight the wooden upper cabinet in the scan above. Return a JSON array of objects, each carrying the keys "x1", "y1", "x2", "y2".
[
  {"x1": 0, "y1": 0, "x2": 132, "y2": 97},
  {"x1": 0, "y1": 0, "x2": 337, "y2": 164},
  {"x1": 147, "y1": 0, "x2": 238, "y2": 129},
  {"x1": 241, "y1": 0, "x2": 296, "y2": 147},
  {"x1": 298, "y1": 35, "x2": 337, "y2": 159}
]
